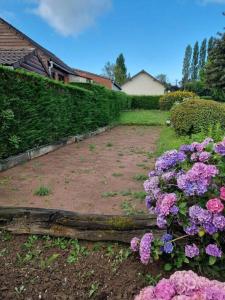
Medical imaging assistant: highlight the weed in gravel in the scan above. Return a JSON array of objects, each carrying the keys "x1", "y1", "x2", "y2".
[
  {"x1": 144, "y1": 273, "x2": 162, "y2": 285},
  {"x1": 106, "y1": 142, "x2": 113, "y2": 147},
  {"x1": 118, "y1": 152, "x2": 124, "y2": 157},
  {"x1": 112, "y1": 173, "x2": 123, "y2": 177},
  {"x1": 121, "y1": 200, "x2": 145, "y2": 215},
  {"x1": 89, "y1": 282, "x2": 99, "y2": 298},
  {"x1": 102, "y1": 191, "x2": 118, "y2": 197},
  {"x1": 0, "y1": 248, "x2": 8, "y2": 257},
  {"x1": 132, "y1": 191, "x2": 146, "y2": 201},
  {"x1": 34, "y1": 186, "x2": 51, "y2": 196},
  {"x1": 67, "y1": 240, "x2": 89, "y2": 264},
  {"x1": 15, "y1": 285, "x2": 26, "y2": 295},
  {"x1": 89, "y1": 144, "x2": 96, "y2": 152},
  {"x1": 120, "y1": 189, "x2": 132, "y2": 196},
  {"x1": 52, "y1": 237, "x2": 70, "y2": 250},
  {"x1": 133, "y1": 174, "x2": 148, "y2": 181}
]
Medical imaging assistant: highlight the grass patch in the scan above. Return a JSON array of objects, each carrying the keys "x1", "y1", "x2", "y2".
[
  {"x1": 119, "y1": 110, "x2": 169, "y2": 126},
  {"x1": 102, "y1": 191, "x2": 118, "y2": 198},
  {"x1": 34, "y1": 186, "x2": 51, "y2": 196},
  {"x1": 156, "y1": 126, "x2": 185, "y2": 156},
  {"x1": 112, "y1": 173, "x2": 123, "y2": 177}
]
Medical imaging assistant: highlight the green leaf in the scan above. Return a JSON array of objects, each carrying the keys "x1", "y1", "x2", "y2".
[
  {"x1": 164, "y1": 263, "x2": 172, "y2": 271},
  {"x1": 209, "y1": 256, "x2": 217, "y2": 266}
]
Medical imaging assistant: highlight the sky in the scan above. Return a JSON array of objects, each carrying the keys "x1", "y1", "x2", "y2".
[{"x1": 0, "y1": 0, "x2": 225, "y2": 84}]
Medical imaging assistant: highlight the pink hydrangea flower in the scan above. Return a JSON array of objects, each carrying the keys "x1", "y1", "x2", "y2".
[
  {"x1": 206, "y1": 198, "x2": 224, "y2": 213},
  {"x1": 154, "y1": 279, "x2": 175, "y2": 300},
  {"x1": 220, "y1": 187, "x2": 225, "y2": 201},
  {"x1": 134, "y1": 286, "x2": 155, "y2": 300}
]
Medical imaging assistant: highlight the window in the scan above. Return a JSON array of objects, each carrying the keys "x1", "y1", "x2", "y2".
[{"x1": 58, "y1": 74, "x2": 65, "y2": 82}]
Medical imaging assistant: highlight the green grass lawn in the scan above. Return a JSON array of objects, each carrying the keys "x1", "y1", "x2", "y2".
[{"x1": 119, "y1": 110, "x2": 169, "y2": 126}]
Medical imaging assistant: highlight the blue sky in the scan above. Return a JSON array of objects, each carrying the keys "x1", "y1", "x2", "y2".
[{"x1": 1, "y1": 0, "x2": 225, "y2": 83}]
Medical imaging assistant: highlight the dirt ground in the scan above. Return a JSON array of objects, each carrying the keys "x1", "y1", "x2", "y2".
[
  {"x1": 0, "y1": 126, "x2": 160, "y2": 215},
  {"x1": 0, "y1": 233, "x2": 166, "y2": 300}
]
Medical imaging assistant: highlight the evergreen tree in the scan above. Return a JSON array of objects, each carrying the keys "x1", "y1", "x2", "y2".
[
  {"x1": 102, "y1": 61, "x2": 115, "y2": 80},
  {"x1": 182, "y1": 45, "x2": 192, "y2": 84},
  {"x1": 191, "y1": 41, "x2": 199, "y2": 80},
  {"x1": 205, "y1": 28, "x2": 225, "y2": 101},
  {"x1": 114, "y1": 53, "x2": 127, "y2": 85},
  {"x1": 199, "y1": 38, "x2": 207, "y2": 70},
  {"x1": 207, "y1": 36, "x2": 215, "y2": 57}
]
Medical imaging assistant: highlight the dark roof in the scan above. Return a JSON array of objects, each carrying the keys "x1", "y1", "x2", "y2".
[
  {"x1": 0, "y1": 48, "x2": 35, "y2": 65},
  {"x1": 122, "y1": 69, "x2": 166, "y2": 87},
  {"x1": 0, "y1": 17, "x2": 74, "y2": 74}
]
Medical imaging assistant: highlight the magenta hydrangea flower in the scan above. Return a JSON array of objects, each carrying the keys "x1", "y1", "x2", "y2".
[
  {"x1": 185, "y1": 244, "x2": 199, "y2": 258},
  {"x1": 158, "y1": 193, "x2": 177, "y2": 216},
  {"x1": 205, "y1": 244, "x2": 222, "y2": 257},
  {"x1": 206, "y1": 198, "x2": 224, "y2": 213},
  {"x1": 220, "y1": 186, "x2": 225, "y2": 201},
  {"x1": 154, "y1": 279, "x2": 176, "y2": 300},
  {"x1": 130, "y1": 237, "x2": 140, "y2": 252},
  {"x1": 139, "y1": 233, "x2": 154, "y2": 265}
]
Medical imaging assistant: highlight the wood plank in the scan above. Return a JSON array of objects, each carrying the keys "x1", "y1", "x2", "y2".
[{"x1": 0, "y1": 207, "x2": 162, "y2": 243}]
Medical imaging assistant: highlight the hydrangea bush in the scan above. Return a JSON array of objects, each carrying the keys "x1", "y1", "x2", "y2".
[
  {"x1": 135, "y1": 270, "x2": 225, "y2": 300},
  {"x1": 131, "y1": 137, "x2": 225, "y2": 271}
]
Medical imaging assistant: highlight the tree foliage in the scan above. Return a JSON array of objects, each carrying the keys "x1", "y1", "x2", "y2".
[
  {"x1": 182, "y1": 45, "x2": 192, "y2": 84},
  {"x1": 191, "y1": 42, "x2": 199, "y2": 81},
  {"x1": 199, "y1": 38, "x2": 207, "y2": 70},
  {"x1": 114, "y1": 53, "x2": 128, "y2": 85},
  {"x1": 102, "y1": 61, "x2": 115, "y2": 80}
]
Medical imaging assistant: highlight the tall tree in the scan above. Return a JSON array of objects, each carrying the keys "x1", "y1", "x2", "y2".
[
  {"x1": 182, "y1": 45, "x2": 192, "y2": 84},
  {"x1": 191, "y1": 41, "x2": 199, "y2": 81},
  {"x1": 102, "y1": 61, "x2": 115, "y2": 80},
  {"x1": 205, "y1": 24, "x2": 225, "y2": 101},
  {"x1": 199, "y1": 38, "x2": 207, "y2": 70},
  {"x1": 207, "y1": 36, "x2": 215, "y2": 57},
  {"x1": 114, "y1": 53, "x2": 127, "y2": 85}
]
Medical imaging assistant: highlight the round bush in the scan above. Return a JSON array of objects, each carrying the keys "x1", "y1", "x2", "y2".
[
  {"x1": 159, "y1": 91, "x2": 196, "y2": 110},
  {"x1": 171, "y1": 98, "x2": 225, "y2": 135}
]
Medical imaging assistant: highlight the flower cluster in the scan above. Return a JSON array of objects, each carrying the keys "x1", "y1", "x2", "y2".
[
  {"x1": 132, "y1": 136, "x2": 225, "y2": 266},
  {"x1": 135, "y1": 270, "x2": 225, "y2": 300},
  {"x1": 131, "y1": 233, "x2": 154, "y2": 265}
]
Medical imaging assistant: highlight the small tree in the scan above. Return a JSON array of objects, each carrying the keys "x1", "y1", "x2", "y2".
[
  {"x1": 156, "y1": 74, "x2": 168, "y2": 85},
  {"x1": 114, "y1": 53, "x2": 127, "y2": 85},
  {"x1": 102, "y1": 61, "x2": 115, "y2": 80},
  {"x1": 182, "y1": 45, "x2": 192, "y2": 84},
  {"x1": 207, "y1": 36, "x2": 216, "y2": 57},
  {"x1": 191, "y1": 42, "x2": 199, "y2": 81}
]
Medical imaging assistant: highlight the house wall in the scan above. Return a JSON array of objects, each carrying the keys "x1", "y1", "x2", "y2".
[
  {"x1": 69, "y1": 75, "x2": 90, "y2": 83},
  {"x1": 18, "y1": 54, "x2": 48, "y2": 76},
  {"x1": 121, "y1": 73, "x2": 165, "y2": 95}
]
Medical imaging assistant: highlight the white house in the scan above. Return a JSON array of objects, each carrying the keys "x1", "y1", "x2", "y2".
[{"x1": 121, "y1": 70, "x2": 165, "y2": 95}]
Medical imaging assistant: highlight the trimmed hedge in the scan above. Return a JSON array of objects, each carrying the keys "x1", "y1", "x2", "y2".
[
  {"x1": 159, "y1": 91, "x2": 196, "y2": 110},
  {"x1": 171, "y1": 98, "x2": 225, "y2": 135},
  {"x1": 0, "y1": 67, "x2": 129, "y2": 158},
  {"x1": 129, "y1": 95, "x2": 161, "y2": 110}
]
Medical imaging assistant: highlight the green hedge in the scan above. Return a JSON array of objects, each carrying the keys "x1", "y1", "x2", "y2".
[
  {"x1": 171, "y1": 98, "x2": 225, "y2": 135},
  {"x1": 129, "y1": 95, "x2": 161, "y2": 109},
  {"x1": 0, "y1": 67, "x2": 129, "y2": 158}
]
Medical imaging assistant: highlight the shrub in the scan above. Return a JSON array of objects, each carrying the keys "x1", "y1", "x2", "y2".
[
  {"x1": 0, "y1": 67, "x2": 129, "y2": 158},
  {"x1": 184, "y1": 80, "x2": 212, "y2": 97},
  {"x1": 129, "y1": 95, "x2": 161, "y2": 110},
  {"x1": 171, "y1": 98, "x2": 225, "y2": 136},
  {"x1": 159, "y1": 91, "x2": 196, "y2": 110},
  {"x1": 131, "y1": 136, "x2": 225, "y2": 276}
]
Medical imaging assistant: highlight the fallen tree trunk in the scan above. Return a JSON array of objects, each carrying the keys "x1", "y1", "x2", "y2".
[{"x1": 0, "y1": 207, "x2": 163, "y2": 243}]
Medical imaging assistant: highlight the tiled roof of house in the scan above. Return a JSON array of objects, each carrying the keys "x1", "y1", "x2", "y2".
[
  {"x1": 0, "y1": 17, "x2": 75, "y2": 74},
  {"x1": 0, "y1": 48, "x2": 35, "y2": 65}
]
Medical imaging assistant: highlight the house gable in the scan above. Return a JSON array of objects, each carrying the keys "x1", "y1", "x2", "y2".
[{"x1": 121, "y1": 70, "x2": 165, "y2": 96}]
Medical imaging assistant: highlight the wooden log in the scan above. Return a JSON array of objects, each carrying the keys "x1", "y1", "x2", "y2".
[{"x1": 0, "y1": 207, "x2": 163, "y2": 243}]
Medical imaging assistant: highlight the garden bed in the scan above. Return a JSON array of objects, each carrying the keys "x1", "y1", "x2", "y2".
[
  {"x1": 0, "y1": 232, "x2": 166, "y2": 300},
  {"x1": 0, "y1": 126, "x2": 160, "y2": 215}
]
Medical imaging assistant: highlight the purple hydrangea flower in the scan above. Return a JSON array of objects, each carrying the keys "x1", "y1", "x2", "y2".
[
  {"x1": 203, "y1": 222, "x2": 218, "y2": 235},
  {"x1": 214, "y1": 138, "x2": 225, "y2": 156},
  {"x1": 185, "y1": 244, "x2": 199, "y2": 258},
  {"x1": 155, "y1": 150, "x2": 186, "y2": 172},
  {"x1": 179, "y1": 144, "x2": 194, "y2": 152},
  {"x1": 161, "y1": 171, "x2": 176, "y2": 182},
  {"x1": 130, "y1": 237, "x2": 140, "y2": 252},
  {"x1": 189, "y1": 205, "x2": 212, "y2": 224},
  {"x1": 199, "y1": 151, "x2": 211, "y2": 162},
  {"x1": 184, "y1": 223, "x2": 199, "y2": 235},
  {"x1": 145, "y1": 195, "x2": 152, "y2": 209},
  {"x1": 161, "y1": 233, "x2": 173, "y2": 243},
  {"x1": 157, "y1": 215, "x2": 167, "y2": 228},
  {"x1": 212, "y1": 214, "x2": 225, "y2": 230},
  {"x1": 205, "y1": 244, "x2": 222, "y2": 257},
  {"x1": 139, "y1": 233, "x2": 154, "y2": 265},
  {"x1": 143, "y1": 176, "x2": 159, "y2": 193},
  {"x1": 170, "y1": 205, "x2": 179, "y2": 215}
]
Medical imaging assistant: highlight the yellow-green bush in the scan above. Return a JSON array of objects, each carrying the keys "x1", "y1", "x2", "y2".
[
  {"x1": 171, "y1": 98, "x2": 225, "y2": 135},
  {"x1": 159, "y1": 91, "x2": 196, "y2": 110}
]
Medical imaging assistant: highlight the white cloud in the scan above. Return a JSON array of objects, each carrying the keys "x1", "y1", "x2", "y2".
[
  {"x1": 198, "y1": 0, "x2": 225, "y2": 4},
  {"x1": 33, "y1": 0, "x2": 112, "y2": 37}
]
